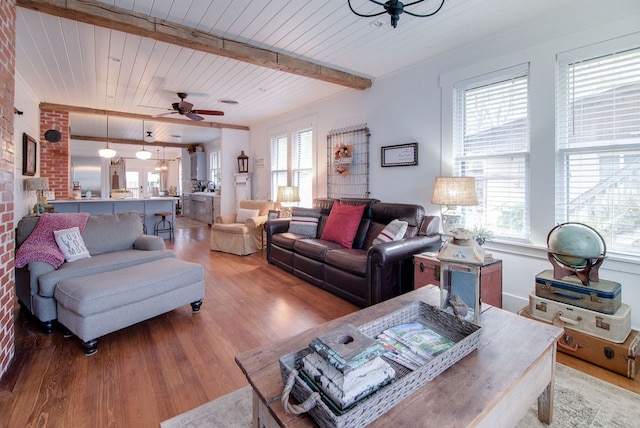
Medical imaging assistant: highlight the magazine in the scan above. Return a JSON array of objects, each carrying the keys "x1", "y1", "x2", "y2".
[{"x1": 377, "y1": 322, "x2": 455, "y2": 369}]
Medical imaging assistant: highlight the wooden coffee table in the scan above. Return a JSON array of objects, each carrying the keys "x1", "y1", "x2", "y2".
[{"x1": 236, "y1": 286, "x2": 563, "y2": 427}]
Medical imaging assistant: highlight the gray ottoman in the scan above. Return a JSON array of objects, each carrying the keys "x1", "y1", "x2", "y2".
[{"x1": 55, "y1": 258, "x2": 205, "y2": 355}]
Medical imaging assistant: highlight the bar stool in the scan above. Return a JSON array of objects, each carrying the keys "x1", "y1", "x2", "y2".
[
  {"x1": 139, "y1": 213, "x2": 147, "y2": 234},
  {"x1": 153, "y1": 212, "x2": 174, "y2": 240}
]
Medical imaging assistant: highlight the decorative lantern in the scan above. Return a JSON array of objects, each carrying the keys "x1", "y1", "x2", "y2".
[
  {"x1": 237, "y1": 151, "x2": 249, "y2": 173},
  {"x1": 437, "y1": 228, "x2": 485, "y2": 324}
]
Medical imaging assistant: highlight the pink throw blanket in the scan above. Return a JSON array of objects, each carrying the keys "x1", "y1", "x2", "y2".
[{"x1": 15, "y1": 212, "x2": 90, "y2": 269}]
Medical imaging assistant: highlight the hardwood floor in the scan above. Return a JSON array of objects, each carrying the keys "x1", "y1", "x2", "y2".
[{"x1": 1, "y1": 221, "x2": 638, "y2": 427}]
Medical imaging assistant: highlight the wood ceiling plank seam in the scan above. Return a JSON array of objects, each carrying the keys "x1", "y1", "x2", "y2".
[
  {"x1": 264, "y1": 0, "x2": 330, "y2": 55},
  {"x1": 26, "y1": 13, "x2": 67, "y2": 101},
  {"x1": 219, "y1": 0, "x2": 270, "y2": 41},
  {"x1": 228, "y1": 0, "x2": 287, "y2": 43},
  {"x1": 122, "y1": 38, "x2": 163, "y2": 110},
  {"x1": 15, "y1": 12, "x2": 53, "y2": 101},
  {"x1": 61, "y1": 19, "x2": 92, "y2": 101}
]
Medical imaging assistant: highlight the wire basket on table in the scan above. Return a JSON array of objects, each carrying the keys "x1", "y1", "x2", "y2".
[{"x1": 279, "y1": 300, "x2": 482, "y2": 428}]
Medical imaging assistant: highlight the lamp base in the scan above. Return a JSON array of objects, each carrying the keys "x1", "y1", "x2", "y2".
[{"x1": 441, "y1": 208, "x2": 462, "y2": 235}]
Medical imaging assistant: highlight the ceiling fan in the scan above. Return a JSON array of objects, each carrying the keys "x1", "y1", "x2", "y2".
[{"x1": 150, "y1": 92, "x2": 224, "y2": 121}]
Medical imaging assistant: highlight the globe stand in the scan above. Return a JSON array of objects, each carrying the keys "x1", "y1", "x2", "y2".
[{"x1": 547, "y1": 252, "x2": 605, "y2": 286}]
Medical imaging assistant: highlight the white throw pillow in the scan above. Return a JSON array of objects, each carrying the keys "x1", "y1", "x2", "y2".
[
  {"x1": 372, "y1": 219, "x2": 408, "y2": 245},
  {"x1": 236, "y1": 208, "x2": 260, "y2": 223},
  {"x1": 54, "y1": 227, "x2": 91, "y2": 262}
]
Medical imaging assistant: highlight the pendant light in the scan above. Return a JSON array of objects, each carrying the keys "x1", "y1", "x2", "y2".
[
  {"x1": 136, "y1": 121, "x2": 152, "y2": 160},
  {"x1": 154, "y1": 149, "x2": 162, "y2": 171},
  {"x1": 160, "y1": 146, "x2": 168, "y2": 171},
  {"x1": 98, "y1": 116, "x2": 117, "y2": 158}
]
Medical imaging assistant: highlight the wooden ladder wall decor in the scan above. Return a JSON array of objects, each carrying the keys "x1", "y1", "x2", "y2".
[{"x1": 327, "y1": 124, "x2": 370, "y2": 199}]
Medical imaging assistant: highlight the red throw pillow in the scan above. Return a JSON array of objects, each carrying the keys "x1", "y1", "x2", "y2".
[{"x1": 320, "y1": 201, "x2": 367, "y2": 248}]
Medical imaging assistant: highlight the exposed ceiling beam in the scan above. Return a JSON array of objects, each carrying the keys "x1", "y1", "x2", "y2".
[
  {"x1": 18, "y1": 0, "x2": 373, "y2": 90},
  {"x1": 71, "y1": 134, "x2": 186, "y2": 149},
  {"x1": 40, "y1": 102, "x2": 250, "y2": 131}
]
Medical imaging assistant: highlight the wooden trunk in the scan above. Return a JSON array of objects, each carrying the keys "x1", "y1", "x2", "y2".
[{"x1": 520, "y1": 306, "x2": 640, "y2": 379}]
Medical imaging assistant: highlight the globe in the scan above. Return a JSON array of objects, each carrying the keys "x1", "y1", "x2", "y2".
[{"x1": 547, "y1": 223, "x2": 606, "y2": 268}]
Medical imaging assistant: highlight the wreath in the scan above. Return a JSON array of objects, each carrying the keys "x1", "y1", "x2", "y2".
[{"x1": 334, "y1": 144, "x2": 353, "y2": 176}]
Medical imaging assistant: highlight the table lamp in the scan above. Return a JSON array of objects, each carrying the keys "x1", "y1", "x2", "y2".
[
  {"x1": 276, "y1": 186, "x2": 300, "y2": 218},
  {"x1": 431, "y1": 176, "x2": 478, "y2": 235},
  {"x1": 25, "y1": 177, "x2": 50, "y2": 214}
]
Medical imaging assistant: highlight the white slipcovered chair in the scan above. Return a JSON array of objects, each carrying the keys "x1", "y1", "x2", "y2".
[{"x1": 210, "y1": 200, "x2": 274, "y2": 255}]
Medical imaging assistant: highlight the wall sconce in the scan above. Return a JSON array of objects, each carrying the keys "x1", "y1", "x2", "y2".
[
  {"x1": 431, "y1": 176, "x2": 478, "y2": 235},
  {"x1": 237, "y1": 150, "x2": 249, "y2": 173}
]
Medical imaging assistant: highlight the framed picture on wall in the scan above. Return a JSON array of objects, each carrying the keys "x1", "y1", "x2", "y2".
[
  {"x1": 23, "y1": 133, "x2": 37, "y2": 176},
  {"x1": 381, "y1": 142, "x2": 418, "y2": 167}
]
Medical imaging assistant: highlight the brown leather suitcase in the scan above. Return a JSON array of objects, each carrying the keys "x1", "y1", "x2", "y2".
[{"x1": 519, "y1": 306, "x2": 640, "y2": 379}]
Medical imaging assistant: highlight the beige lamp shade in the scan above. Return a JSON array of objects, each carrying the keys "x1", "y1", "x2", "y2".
[
  {"x1": 431, "y1": 177, "x2": 478, "y2": 207},
  {"x1": 276, "y1": 186, "x2": 300, "y2": 203},
  {"x1": 25, "y1": 177, "x2": 49, "y2": 191}
]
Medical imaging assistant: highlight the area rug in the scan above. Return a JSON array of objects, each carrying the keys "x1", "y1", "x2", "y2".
[{"x1": 161, "y1": 364, "x2": 639, "y2": 427}]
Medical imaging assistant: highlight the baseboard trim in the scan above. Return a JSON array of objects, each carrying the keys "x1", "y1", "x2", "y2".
[{"x1": 0, "y1": 351, "x2": 26, "y2": 398}]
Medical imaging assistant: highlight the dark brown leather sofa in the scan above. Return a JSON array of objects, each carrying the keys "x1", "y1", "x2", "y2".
[{"x1": 266, "y1": 198, "x2": 441, "y2": 307}]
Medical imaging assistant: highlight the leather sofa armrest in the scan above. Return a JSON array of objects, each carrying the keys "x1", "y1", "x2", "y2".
[
  {"x1": 266, "y1": 218, "x2": 290, "y2": 236},
  {"x1": 368, "y1": 235, "x2": 441, "y2": 265},
  {"x1": 134, "y1": 235, "x2": 167, "y2": 251},
  {"x1": 419, "y1": 215, "x2": 440, "y2": 237}
]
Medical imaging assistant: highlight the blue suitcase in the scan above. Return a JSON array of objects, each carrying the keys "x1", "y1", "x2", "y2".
[{"x1": 534, "y1": 270, "x2": 621, "y2": 315}]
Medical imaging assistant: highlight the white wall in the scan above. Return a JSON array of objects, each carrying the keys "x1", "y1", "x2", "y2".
[
  {"x1": 13, "y1": 74, "x2": 42, "y2": 219},
  {"x1": 249, "y1": 7, "x2": 640, "y2": 327}
]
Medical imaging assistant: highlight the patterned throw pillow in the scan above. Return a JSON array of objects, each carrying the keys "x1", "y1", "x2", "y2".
[
  {"x1": 372, "y1": 219, "x2": 408, "y2": 245},
  {"x1": 54, "y1": 227, "x2": 91, "y2": 262},
  {"x1": 288, "y1": 208, "x2": 322, "y2": 237}
]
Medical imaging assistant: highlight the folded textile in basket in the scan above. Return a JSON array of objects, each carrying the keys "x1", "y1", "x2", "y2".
[{"x1": 301, "y1": 350, "x2": 395, "y2": 410}]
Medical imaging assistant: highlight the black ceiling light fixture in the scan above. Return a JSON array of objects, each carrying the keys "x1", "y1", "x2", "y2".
[{"x1": 348, "y1": 0, "x2": 446, "y2": 28}]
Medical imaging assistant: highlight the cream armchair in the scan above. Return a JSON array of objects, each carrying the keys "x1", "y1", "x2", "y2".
[{"x1": 210, "y1": 200, "x2": 274, "y2": 255}]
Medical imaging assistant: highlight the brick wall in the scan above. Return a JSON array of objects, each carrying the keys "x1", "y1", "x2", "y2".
[
  {"x1": 0, "y1": 0, "x2": 16, "y2": 379},
  {"x1": 40, "y1": 111, "x2": 71, "y2": 199}
]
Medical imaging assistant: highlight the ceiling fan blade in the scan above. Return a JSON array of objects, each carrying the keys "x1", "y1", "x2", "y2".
[
  {"x1": 193, "y1": 109, "x2": 225, "y2": 116},
  {"x1": 153, "y1": 111, "x2": 178, "y2": 117},
  {"x1": 185, "y1": 112, "x2": 204, "y2": 121},
  {"x1": 179, "y1": 100, "x2": 194, "y2": 111}
]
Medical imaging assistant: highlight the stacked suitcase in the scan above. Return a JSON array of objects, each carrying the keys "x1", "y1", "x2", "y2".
[{"x1": 527, "y1": 269, "x2": 640, "y2": 379}]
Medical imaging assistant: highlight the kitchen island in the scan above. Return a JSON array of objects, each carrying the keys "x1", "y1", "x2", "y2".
[{"x1": 49, "y1": 198, "x2": 178, "y2": 234}]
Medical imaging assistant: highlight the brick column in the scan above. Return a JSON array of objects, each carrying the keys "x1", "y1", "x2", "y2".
[
  {"x1": 40, "y1": 111, "x2": 71, "y2": 199},
  {"x1": 0, "y1": 0, "x2": 16, "y2": 379}
]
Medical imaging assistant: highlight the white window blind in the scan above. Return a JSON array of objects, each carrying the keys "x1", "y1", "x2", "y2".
[
  {"x1": 453, "y1": 65, "x2": 530, "y2": 241},
  {"x1": 270, "y1": 127, "x2": 314, "y2": 207},
  {"x1": 292, "y1": 128, "x2": 313, "y2": 207},
  {"x1": 556, "y1": 45, "x2": 640, "y2": 257},
  {"x1": 271, "y1": 134, "x2": 288, "y2": 199}
]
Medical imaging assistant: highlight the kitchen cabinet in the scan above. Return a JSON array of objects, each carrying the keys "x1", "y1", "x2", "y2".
[
  {"x1": 182, "y1": 194, "x2": 191, "y2": 217},
  {"x1": 184, "y1": 193, "x2": 219, "y2": 225},
  {"x1": 190, "y1": 152, "x2": 207, "y2": 181}
]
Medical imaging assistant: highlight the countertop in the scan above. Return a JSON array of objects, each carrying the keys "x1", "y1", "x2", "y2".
[{"x1": 50, "y1": 197, "x2": 179, "y2": 203}]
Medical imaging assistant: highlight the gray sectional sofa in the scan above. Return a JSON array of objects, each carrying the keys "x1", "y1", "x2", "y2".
[{"x1": 15, "y1": 211, "x2": 205, "y2": 354}]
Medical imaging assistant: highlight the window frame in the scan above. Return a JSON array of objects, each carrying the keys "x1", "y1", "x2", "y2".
[{"x1": 452, "y1": 63, "x2": 531, "y2": 242}]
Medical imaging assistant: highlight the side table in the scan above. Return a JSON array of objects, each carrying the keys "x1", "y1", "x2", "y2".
[{"x1": 414, "y1": 252, "x2": 503, "y2": 308}]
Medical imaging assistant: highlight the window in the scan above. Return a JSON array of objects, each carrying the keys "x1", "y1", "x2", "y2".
[
  {"x1": 271, "y1": 127, "x2": 314, "y2": 207},
  {"x1": 556, "y1": 43, "x2": 640, "y2": 257},
  {"x1": 210, "y1": 150, "x2": 221, "y2": 188},
  {"x1": 453, "y1": 64, "x2": 530, "y2": 241}
]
